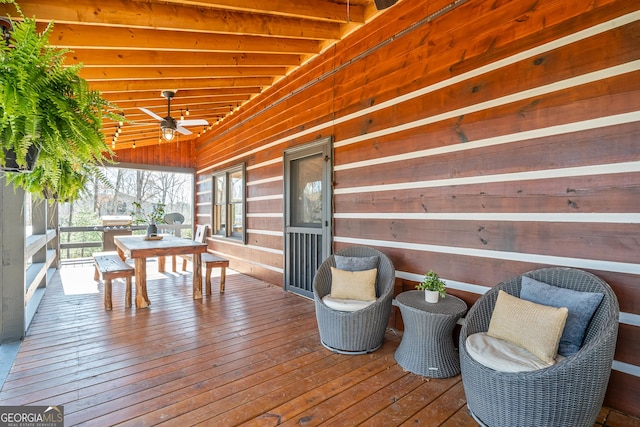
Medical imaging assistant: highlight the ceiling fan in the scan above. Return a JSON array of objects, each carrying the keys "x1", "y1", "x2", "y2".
[{"x1": 139, "y1": 90, "x2": 208, "y2": 141}]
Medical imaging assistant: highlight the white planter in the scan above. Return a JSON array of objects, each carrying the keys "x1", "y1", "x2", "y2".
[{"x1": 424, "y1": 290, "x2": 440, "y2": 303}]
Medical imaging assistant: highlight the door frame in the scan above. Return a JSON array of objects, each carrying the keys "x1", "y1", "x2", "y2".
[{"x1": 283, "y1": 137, "x2": 332, "y2": 297}]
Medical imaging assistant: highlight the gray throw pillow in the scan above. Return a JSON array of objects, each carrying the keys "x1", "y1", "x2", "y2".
[
  {"x1": 520, "y1": 276, "x2": 604, "y2": 357},
  {"x1": 334, "y1": 255, "x2": 378, "y2": 271}
]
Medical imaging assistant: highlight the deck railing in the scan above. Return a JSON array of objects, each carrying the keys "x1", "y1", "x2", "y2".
[{"x1": 58, "y1": 224, "x2": 192, "y2": 260}]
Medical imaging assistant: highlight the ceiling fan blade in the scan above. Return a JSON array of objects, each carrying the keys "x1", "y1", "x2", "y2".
[
  {"x1": 177, "y1": 119, "x2": 209, "y2": 127},
  {"x1": 138, "y1": 107, "x2": 163, "y2": 122},
  {"x1": 176, "y1": 126, "x2": 193, "y2": 136},
  {"x1": 120, "y1": 122, "x2": 160, "y2": 127}
]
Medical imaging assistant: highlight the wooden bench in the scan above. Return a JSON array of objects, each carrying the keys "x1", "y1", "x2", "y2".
[
  {"x1": 202, "y1": 253, "x2": 230, "y2": 294},
  {"x1": 93, "y1": 251, "x2": 135, "y2": 310}
]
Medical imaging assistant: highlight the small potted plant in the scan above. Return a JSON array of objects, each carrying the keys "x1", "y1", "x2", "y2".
[
  {"x1": 131, "y1": 202, "x2": 166, "y2": 237},
  {"x1": 416, "y1": 270, "x2": 447, "y2": 303}
]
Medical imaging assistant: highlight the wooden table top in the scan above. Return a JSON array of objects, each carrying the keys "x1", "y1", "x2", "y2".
[{"x1": 114, "y1": 234, "x2": 208, "y2": 258}]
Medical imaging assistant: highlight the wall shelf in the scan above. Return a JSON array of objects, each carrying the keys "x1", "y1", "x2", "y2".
[{"x1": 1, "y1": 184, "x2": 59, "y2": 342}]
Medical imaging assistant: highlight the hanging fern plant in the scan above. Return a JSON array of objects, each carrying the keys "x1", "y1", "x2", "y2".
[{"x1": 0, "y1": 0, "x2": 118, "y2": 201}]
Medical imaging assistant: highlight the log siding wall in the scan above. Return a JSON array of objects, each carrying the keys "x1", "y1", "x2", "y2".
[
  {"x1": 114, "y1": 140, "x2": 196, "y2": 169},
  {"x1": 193, "y1": 0, "x2": 639, "y2": 415}
]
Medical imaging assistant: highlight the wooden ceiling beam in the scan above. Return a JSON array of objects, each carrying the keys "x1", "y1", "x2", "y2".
[
  {"x1": 117, "y1": 107, "x2": 242, "y2": 123},
  {"x1": 101, "y1": 88, "x2": 260, "y2": 102},
  {"x1": 40, "y1": 24, "x2": 322, "y2": 55},
  {"x1": 139, "y1": 0, "x2": 366, "y2": 23},
  {"x1": 110, "y1": 95, "x2": 253, "y2": 110},
  {"x1": 92, "y1": 77, "x2": 274, "y2": 93},
  {"x1": 113, "y1": 105, "x2": 236, "y2": 122},
  {"x1": 66, "y1": 50, "x2": 303, "y2": 68},
  {"x1": 107, "y1": 123, "x2": 208, "y2": 136},
  {"x1": 14, "y1": 0, "x2": 343, "y2": 40},
  {"x1": 111, "y1": 138, "x2": 184, "y2": 150},
  {"x1": 80, "y1": 67, "x2": 288, "y2": 81},
  {"x1": 111, "y1": 131, "x2": 201, "y2": 144}
]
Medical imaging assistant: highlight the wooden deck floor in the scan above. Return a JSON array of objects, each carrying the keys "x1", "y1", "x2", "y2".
[{"x1": 0, "y1": 261, "x2": 636, "y2": 426}]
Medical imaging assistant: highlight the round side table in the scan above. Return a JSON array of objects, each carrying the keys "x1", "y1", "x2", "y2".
[{"x1": 394, "y1": 290, "x2": 467, "y2": 378}]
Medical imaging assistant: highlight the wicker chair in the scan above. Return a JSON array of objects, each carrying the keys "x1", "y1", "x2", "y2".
[
  {"x1": 313, "y1": 246, "x2": 395, "y2": 354},
  {"x1": 459, "y1": 267, "x2": 619, "y2": 427}
]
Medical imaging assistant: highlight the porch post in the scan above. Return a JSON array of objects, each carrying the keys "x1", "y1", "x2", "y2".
[{"x1": 0, "y1": 178, "x2": 26, "y2": 343}]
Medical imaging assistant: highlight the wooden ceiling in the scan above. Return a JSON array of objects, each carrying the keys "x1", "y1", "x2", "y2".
[{"x1": 0, "y1": 0, "x2": 390, "y2": 150}]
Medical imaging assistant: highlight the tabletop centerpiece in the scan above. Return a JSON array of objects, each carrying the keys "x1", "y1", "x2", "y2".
[
  {"x1": 416, "y1": 269, "x2": 447, "y2": 303},
  {"x1": 131, "y1": 202, "x2": 166, "y2": 238}
]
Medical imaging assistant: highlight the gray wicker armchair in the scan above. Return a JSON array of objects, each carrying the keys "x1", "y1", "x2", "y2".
[
  {"x1": 313, "y1": 246, "x2": 395, "y2": 354},
  {"x1": 459, "y1": 267, "x2": 619, "y2": 427}
]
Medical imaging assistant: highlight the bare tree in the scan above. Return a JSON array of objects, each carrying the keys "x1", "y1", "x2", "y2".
[
  {"x1": 112, "y1": 169, "x2": 124, "y2": 214},
  {"x1": 92, "y1": 175, "x2": 100, "y2": 214},
  {"x1": 151, "y1": 172, "x2": 189, "y2": 210},
  {"x1": 135, "y1": 170, "x2": 157, "y2": 203}
]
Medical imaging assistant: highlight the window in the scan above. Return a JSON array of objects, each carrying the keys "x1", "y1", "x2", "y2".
[
  {"x1": 290, "y1": 153, "x2": 323, "y2": 227},
  {"x1": 213, "y1": 164, "x2": 246, "y2": 242}
]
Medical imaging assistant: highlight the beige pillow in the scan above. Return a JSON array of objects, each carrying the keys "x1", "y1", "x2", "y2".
[
  {"x1": 330, "y1": 267, "x2": 377, "y2": 301},
  {"x1": 487, "y1": 290, "x2": 568, "y2": 365}
]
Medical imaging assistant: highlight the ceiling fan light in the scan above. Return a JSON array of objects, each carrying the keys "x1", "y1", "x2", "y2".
[
  {"x1": 162, "y1": 127, "x2": 176, "y2": 141},
  {"x1": 161, "y1": 117, "x2": 177, "y2": 141}
]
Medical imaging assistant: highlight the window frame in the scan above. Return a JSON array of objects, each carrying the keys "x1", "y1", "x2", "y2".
[{"x1": 212, "y1": 163, "x2": 246, "y2": 244}]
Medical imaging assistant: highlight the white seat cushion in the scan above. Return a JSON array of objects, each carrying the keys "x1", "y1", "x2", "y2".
[
  {"x1": 322, "y1": 295, "x2": 375, "y2": 312},
  {"x1": 466, "y1": 332, "x2": 565, "y2": 373}
]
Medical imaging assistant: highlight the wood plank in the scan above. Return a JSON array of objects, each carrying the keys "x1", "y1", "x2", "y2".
[
  {"x1": 334, "y1": 109, "x2": 640, "y2": 186},
  {"x1": 334, "y1": 172, "x2": 640, "y2": 215},
  {"x1": 275, "y1": 364, "x2": 424, "y2": 426},
  {"x1": 360, "y1": 376, "x2": 462, "y2": 426},
  {"x1": 1, "y1": 264, "x2": 634, "y2": 426},
  {"x1": 399, "y1": 381, "x2": 468, "y2": 426},
  {"x1": 247, "y1": 199, "x2": 284, "y2": 214},
  {"x1": 245, "y1": 234, "x2": 284, "y2": 252},
  {"x1": 19, "y1": 0, "x2": 343, "y2": 39},
  {"x1": 114, "y1": 141, "x2": 196, "y2": 169},
  {"x1": 41, "y1": 23, "x2": 321, "y2": 55},
  {"x1": 190, "y1": 345, "x2": 399, "y2": 425},
  {"x1": 616, "y1": 323, "x2": 640, "y2": 367},
  {"x1": 603, "y1": 370, "x2": 640, "y2": 422},
  {"x1": 334, "y1": 219, "x2": 640, "y2": 264}
]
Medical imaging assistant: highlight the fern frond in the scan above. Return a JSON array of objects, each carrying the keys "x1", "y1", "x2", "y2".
[{"x1": 1, "y1": 8, "x2": 120, "y2": 200}]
